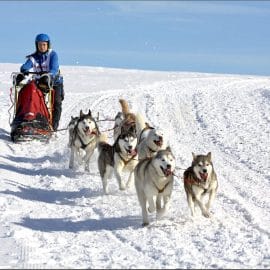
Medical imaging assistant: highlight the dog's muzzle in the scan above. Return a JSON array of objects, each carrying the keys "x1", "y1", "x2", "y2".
[
  {"x1": 199, "y1": 172, "x2": 208, "y2": 181},
  {"x1": 154, "y1": 136, "x2": 163, "y2": 147},
  {"x1": 160, "y1": 164, "x2": 173, "y2": 177},
  {"x1": 83, "y1": 127, "x2": 96, "y2": 136},
  {"x1": 125, "y1": 147, "x2": 137, "y2": 156}
]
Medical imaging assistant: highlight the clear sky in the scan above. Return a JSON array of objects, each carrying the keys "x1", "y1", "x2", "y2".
[{"x1": 1, "y1": 1, "x2": 270, "y2": 75}]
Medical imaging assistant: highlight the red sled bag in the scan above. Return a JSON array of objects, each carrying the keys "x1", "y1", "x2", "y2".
[{"x1": 10, "y1": 80, "x2": 54, "y2": 142}]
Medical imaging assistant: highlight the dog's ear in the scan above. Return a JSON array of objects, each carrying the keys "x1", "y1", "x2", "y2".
[
  {"x1": 88, "y1": 109, "x2": 92, "y2": 117},
  {"x1": 166, "y1": 146, "x2": 171, "y2": 152},
  {"x1": 145, "y1": 122, "x2": 154, "y2": 130},
  {"x1": 80, "y1": 110, "x2": 84, "y2": 118},
  {"x1": 207, "y1": 152, "x2": 212, "y2": 161},
  {"x1": 192, "y1": 152, "x2": 197, "y2": 160}
]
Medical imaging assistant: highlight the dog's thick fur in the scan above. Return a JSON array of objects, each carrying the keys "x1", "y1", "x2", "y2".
[
  {"x1": 68, "y1": 116, "x2": 79, "y2": 147},
  {"x1": 136, "y1": 113, "x2": 166, "y2": 160},
  {"x1": 134, "y1": 146, "x2": 176, "y2": 226},
  {"x1": 68, "y1": 109, "x2": 100, "y2": 172},
  {"x1": 98, "y1": 129, "x2": 138, "y2": 194},
  {"x1": 113, "y1": 99, "x2": 136, "y2": 141},
  {"x1": 183, "y1": 152, "x2": 218, "y2": 218}
]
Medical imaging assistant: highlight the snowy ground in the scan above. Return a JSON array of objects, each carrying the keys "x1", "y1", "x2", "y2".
[{"x1": 0, "y1": 63, "x2": 269, "y2": 269}]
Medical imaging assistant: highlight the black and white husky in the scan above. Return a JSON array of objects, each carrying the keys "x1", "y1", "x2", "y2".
[
  {"x1": 97, "y1": 129, "x2": 138, "y2": 195},
  {"x1": 183, "y1": 152, "x2": 218, "y2": 218},
  {"x1": 134, "y1": 147, "x2": 176, "y2": 226},
  {"x1": 68, "y1": 109, "x2": 100, "y2": 172}
]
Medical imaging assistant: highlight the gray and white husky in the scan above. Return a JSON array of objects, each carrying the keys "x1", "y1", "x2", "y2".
[
  {"x1": 135, "y1": 113, "x2": 166, "y2": 160},
  {"x1": 183, "y1": 152, "x2": 218, "y2": 218},
  {"x1": 97, "y1": 129, "x2": 138, "y2": 195},
  {"x1": 134, "y1": 146, "x2": 176, "y2": 226},
  {"x1": 68, "y1": 109, "x2": 100, "y2": 172}
]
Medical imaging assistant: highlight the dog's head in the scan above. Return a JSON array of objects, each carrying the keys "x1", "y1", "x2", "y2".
[
  {"x1": 77, "y1": 109, "x2": 98, "y2": 136},
  {"x1": 153, "y1": 146, "x2": 175, "y2": 177},
  {"x1": 192, "y1": 152, "x2": 213, "y2": 182},
  {"x1": 146, "y1": 128, "x2": 164, "y2": 151},
  {"x1": 116, "y1": 130, "x2": 137, "y2": 156}
]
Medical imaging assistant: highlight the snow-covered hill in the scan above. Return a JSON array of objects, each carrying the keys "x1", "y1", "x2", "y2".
[{"x1": 0, "y1": 63, "x2": 269, "y2": 268}]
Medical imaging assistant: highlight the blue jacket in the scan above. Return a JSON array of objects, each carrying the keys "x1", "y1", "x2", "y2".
[{"x1": 20, "y1": 49, "x2": 63, "y2": 85}]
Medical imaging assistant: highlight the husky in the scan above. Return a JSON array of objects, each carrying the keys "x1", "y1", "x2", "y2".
[
  {"x1": 113, "y1": 99, "x2": 136, "y2": 141},
  {"x1": 97, "y1": 128, "x2": 138, "y2": 195},
  {"x1": 135, "y1": 113, "x2": 166, "y2": 160},
  {"x1": 68, "y1": 109, "x2": 100, "y2": 172},
  {"x1": 134, "y1": 146, "x2": 175, "y2": 226},
  {"x1": 68, "y1": 116, "x2": 79, "y2": 147},
  {"x1": 183, "y1": 152, "x2": 218, "y2": 218}
]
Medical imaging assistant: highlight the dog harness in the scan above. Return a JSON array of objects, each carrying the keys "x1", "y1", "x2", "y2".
[
  {"x1": 184, "y1": 167, "x2": 209, "y2": 193},
  {"x1": 154, "y1": 180, "x2": 171, "y2": 193},
  {"x1": 118, "y1": 152, "x2": 137, "y2": 166},
  {"x1": 78, "y1": 130, "x2": 98, "y2": 149}
]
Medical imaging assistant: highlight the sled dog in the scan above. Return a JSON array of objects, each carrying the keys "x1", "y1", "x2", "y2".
[
  {"x1": 134, "y1": 147, "x2": 175, "y2": 226},
  {"x1": 113, "y1": 99, "x2": 136, "y2": 141},
  {"x1": 183, "y1": 152, "x2": 218, "y2": 218},
  {"x1": 136, "y1": 113, "x2": 166, "y2": 160},
  {"x1": 68, "y1": 109, "x2": 100, "y2": 172},
  {"x1": 98, "y1": 128, "x2": 138, "y2": 194},
  {"x1": 68, "y1": 116, "x2": 79, "y2": 147}
]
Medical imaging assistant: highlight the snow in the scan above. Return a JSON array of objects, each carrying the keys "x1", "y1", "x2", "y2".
[{"x1": 0, "y1": 63, "x2": 269, "y2": 269}]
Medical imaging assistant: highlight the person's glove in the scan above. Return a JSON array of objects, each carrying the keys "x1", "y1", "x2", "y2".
[
  {"x1": 23, "y1": 71, "x2": 29, "y2": 76},
  {"x1": 15, "y1": 73, "x2": 25, "y2": 85},
  {"x1": 37, "y1": 75, "x2": 50, "y2": 93},
  {"x1": 39, "y1": 75, "x2": 49, "y2": 85},
  {"x1": 61, "y1": 88, "x2": 65, "y2": 101}
]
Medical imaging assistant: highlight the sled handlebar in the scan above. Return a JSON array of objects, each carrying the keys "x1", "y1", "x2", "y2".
[
  {"x1": 11, "y1": 71, "x2": 51, "y2": 77},
  {"x1": 23, "y1": 71, "x2": 51, "y2": 76}
]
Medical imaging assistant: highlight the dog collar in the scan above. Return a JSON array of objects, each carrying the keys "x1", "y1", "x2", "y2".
[
  {"x1": 78, "y1": 131, "x2": 97, "y2": 149},
  {"x1": 118, "y1": 152, "x2": 137, "y2": 165}
]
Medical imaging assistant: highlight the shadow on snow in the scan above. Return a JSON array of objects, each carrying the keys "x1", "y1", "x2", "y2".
[{"x1": 14, "y1": 215, "x2": 140, "y2": 232}]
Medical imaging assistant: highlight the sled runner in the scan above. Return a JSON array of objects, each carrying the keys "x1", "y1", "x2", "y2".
[{"x1": 9, "y1": 72, "x2": 55, "y2": 142}]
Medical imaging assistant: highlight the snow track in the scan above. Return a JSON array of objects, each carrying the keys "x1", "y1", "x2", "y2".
[{"x1": 0, "y1": 64, "x2": 269, "y2": 268}]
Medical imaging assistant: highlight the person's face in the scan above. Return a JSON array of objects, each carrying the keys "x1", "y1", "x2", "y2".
[{"x1": 37, "y1": 41, "x2": 48, "y2": 53}]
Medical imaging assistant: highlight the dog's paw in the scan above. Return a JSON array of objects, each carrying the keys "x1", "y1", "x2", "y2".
[
  {"x1": 156, "y1": 208, "x2": 166, "y2": 219},
  {"x1": 202, "y1": 210, "x2": 211, "y2": 218},
  {"x1": 120, "y1": 184, "x2": 126, "y2": 191},
  {"x1": 142, "y1": 222, "x2": 149, "y2": 227},
  {"x1": 148, "y1": 206, "x2": 156, "y2": 213}
]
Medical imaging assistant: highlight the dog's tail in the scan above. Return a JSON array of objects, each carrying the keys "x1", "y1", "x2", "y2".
[
  {"x1": 97, "y1": 133, "x2": 108, "y2": 151},
  {"x1": 119, "y1": 99, "x2": 130, "y2": 116},
  {"x1": 135, "y1": 113, "x2": 147, "y2": 139}
]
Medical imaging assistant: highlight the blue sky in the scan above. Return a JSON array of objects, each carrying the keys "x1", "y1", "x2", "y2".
[{"x1": 1, "y1": 1, "x2": 270, "y2": 75}]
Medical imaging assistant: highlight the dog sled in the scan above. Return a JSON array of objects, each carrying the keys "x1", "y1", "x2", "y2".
[{"x1": 9, "y1": 72, "x2": 55, "y2": 142}]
